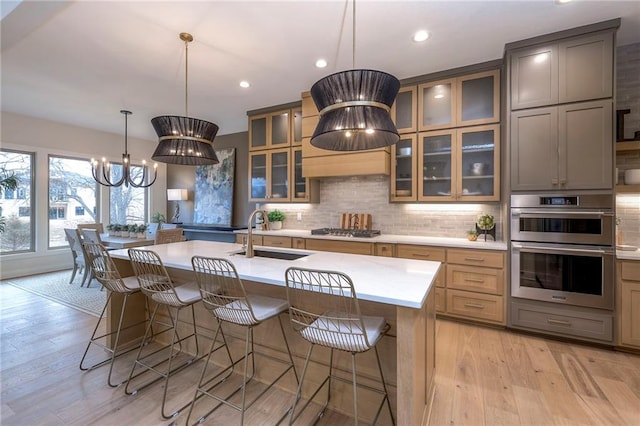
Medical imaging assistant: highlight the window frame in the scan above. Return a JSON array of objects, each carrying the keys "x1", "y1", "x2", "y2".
[{"x1": 0, "y1": 148, "x2": 35, "y2": 254}]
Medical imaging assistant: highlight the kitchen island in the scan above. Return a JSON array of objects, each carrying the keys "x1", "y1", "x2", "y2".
[{"x1": 108, "y1": 240, "x2": 440, "y2": 425}]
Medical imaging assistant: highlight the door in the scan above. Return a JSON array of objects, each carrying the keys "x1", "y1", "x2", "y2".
[
  {"x1": 510, "y1": 44, "x2": 558, "y2": 110},
  {"x1": 418, "y1": 130, "x2": 455, "y2": 201},
  {"x1": 391, "y1": 134, "x2": 417, "y2": 201},
  {"x1": 510, "y1": 107, "x2": 559, "y2": 191},
  {"x1": 457, "y1": 124, "x2": 500, "y2": 201}
]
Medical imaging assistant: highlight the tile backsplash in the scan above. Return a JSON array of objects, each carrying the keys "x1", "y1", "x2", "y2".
[{"x1": 263, "y1": 175, "x2": 503, "y2": 240}]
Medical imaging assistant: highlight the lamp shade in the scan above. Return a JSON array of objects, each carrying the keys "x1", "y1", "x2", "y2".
[
  {"x1": 167, "y1": 189, "x2": 188, "y2": 201},
  {"x1": 310, "y1": 69, "x2": 400, "y2": 151},
  {"x1": 151, "y1": 115, "x2": 219, "y2": 165}
]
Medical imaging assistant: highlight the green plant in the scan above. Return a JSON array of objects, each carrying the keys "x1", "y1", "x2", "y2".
[
  {"x1": 477, "y1": 213, "x2": 495, "y2": 230},
  {"x1": 0, "y1": 172, "x2": 19, "y2": 234},
  {"x1": 616, "y1": 216, "x2": 622, "y2": 226},
  {"x1": 267, "y1": 209, "x2": 286, "y2": 222},
  {"x1": 137, "y1": 224, "x2": 147, "y2": 233},
  {"x1": 106, "y1": 224, "x2": 114, "y2": 232},
  {"x1": 467, "y1": 229, "x2": 478, "y2": 236},
  {"x1": 113, "y1": 224, "x2": 122, "y2": 232},
  {"x1": 152, "y1": 212, "x2": 166, "y2": 224}
]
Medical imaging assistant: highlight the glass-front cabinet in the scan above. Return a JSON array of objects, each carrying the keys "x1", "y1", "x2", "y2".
[
  {"x1": 417, "y1": 70, "x2": 500, "y2": 132},
  {"x1": 249, "y1": 148, "x2": 290, "y2": 201},
  {"x1": 291, "y1": 107, "x2": 303, "y2": 146},
  {"x1": 291, "y1": 148, "x2": 307, "y2": 201},
  {"x1": 417, "y1": 124, "x2": 500, "y2": 202},
  {"x1": 391, "y1": 86, "x2": 418, "y2": 134},
  {"x1": 249, "y1": 109, "x2": 292, "y2": 151},
  {"x1": 391, "y1": 135, "x2": 417, "y2": 201}
]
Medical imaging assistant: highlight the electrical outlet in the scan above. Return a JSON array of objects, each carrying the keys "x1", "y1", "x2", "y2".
[{"x1": 297, "y1": 212, "x2": 302, "y2": 221}]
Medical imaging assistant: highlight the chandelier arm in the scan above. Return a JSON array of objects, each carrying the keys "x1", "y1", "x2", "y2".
[{"x1": 128, "y1": 166, "x2": 157, "y2": 188}]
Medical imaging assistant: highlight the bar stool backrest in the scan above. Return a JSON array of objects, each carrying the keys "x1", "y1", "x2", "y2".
[
  {"x1": 128, "y1": 249, "x2": 180, "y2": 305},
  {"x1": 285, "y1": 267, "x2": 372, "y2": 352},
  {"x1": 83, "y1": 242, "x2": 135, "y2": 294},
  {"x1": 191, "y1": 256, "x2": 259, "y2": 326}
]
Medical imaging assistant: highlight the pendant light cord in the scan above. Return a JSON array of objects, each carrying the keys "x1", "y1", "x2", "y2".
[
  {"x1": 352, "y1": 0, "x2": 356, "y2": 68},
  {"x1": 185, "y1": 38, "x2": 189, "y2": 117}
]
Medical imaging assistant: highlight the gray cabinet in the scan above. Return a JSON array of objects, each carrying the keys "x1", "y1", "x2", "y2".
[
  {"x1": 511, "y1": 32, "x2": 613, "y2": 110},
  {"x1": 511, "y1": 100, "x2": 613, "y2": 191}
]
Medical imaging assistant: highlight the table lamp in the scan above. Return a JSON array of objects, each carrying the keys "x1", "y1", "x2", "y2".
[{"x1": 167, "y1": 189, "x2": 188, "y2": 223}]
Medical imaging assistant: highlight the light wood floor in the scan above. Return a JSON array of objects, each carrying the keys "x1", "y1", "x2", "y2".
[{"x1": 1, "y1": 283, "x2": 639, "y2": 425}]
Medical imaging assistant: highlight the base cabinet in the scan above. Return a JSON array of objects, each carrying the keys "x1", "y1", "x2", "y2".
[{"x1": 617, "y1": 260, "x2": 640, "y2": 349}]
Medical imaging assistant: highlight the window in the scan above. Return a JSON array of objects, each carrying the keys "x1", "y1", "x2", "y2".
[
  {"x1": 109, "y1": 163, "x2": 148, "y2": 224},
  {"x1": 48, "y1": 156, "x2": 98, "y2": 248},
  {"x1": 75, "y1": 206, "x2": 85, "y2": 216},
  {"x1": 1, "y1": 149, "x2": 34, "y2": 253},
  {"x1": 49, "y1": 207, "x2": 65, "y2": 219}
]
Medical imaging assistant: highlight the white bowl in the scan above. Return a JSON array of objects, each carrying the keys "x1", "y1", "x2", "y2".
[{"x1": 625, "y1": 169, "x2": 640, "y2": 185}]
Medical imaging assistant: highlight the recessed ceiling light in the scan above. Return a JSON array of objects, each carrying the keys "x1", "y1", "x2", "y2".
[
  {"x1": 239, "y1": 81, "x2": 250, "y2": 88},
  {"x1": 413, "y1": 30, "x2": 430, "y2": 43},
  {"x1": 315, "y1": 59, "x2": 328, "y2": 68}
]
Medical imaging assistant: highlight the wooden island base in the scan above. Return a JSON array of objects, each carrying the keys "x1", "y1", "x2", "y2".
[{"x1": 110, "y1": 249, "x2": 436, "y2": 425}]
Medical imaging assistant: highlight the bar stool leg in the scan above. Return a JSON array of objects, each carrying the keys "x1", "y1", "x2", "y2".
[
  {"x1": 351, "y1": 353, "x2": 358, "y2": 425},
  {"x1": 374, "y1": 346, "x2": 395, "y2": 426}
]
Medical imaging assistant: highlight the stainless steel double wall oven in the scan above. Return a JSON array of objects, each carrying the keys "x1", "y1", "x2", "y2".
[{"x1": 510, "y1": 193, "x2": 615, "y2": 310}]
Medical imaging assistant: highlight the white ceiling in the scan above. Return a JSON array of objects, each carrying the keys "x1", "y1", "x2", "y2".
[{"x1": 2, "y1": 0, "x2": 640, "y2": 144}]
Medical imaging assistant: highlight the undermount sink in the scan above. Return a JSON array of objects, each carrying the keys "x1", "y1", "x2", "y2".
[{"x1": 231, "y1": 249, "x2": 309, "y2": 261}]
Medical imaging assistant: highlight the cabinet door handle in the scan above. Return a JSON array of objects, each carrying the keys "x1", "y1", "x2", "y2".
[
  {"x1": 464, "y1": 257, "x2": 485, "y2": 262},
  {"x1": 551, "y1": 178, "x2": 559, "y2": 185},
  {"x1": 464, "y1": 277, "x2": 485, "y2": 283},
  {"x1": 560, "y1": 179, "x2": 567, "y2": 185},
  {"x1": 464, "y1": 303, "x2": 485, "y2": 309},
  {"x1": 412, "y1": 253, "x2": 430, "y2": 258},
  {"x1": 271, "y1": 241, "x2": 282, "y2": 245},
  {"x1": 547, "y1": 318, "x2": 571, "y2": 326}
]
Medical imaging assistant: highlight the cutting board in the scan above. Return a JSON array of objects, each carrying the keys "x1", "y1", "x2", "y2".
[{"x1": 340, "y1": 213, "x2": 372, "y2": 230}]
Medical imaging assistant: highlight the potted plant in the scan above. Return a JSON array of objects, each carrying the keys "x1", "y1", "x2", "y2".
[
  {"x1": 267, "y1": 209, "x2": 286, "y2": 230},
  {"x1": 152, "y1": 211, "x2": 166, "y2": 226},
  {"x1": 113, "y1": 224, "x2": 122, "y2": 237},
  {"x1": 127, "y1": 224, "x2": 137, "y2": 238},
  {"x1": 137, "y1": 224, "x2": 147, "y2": 239},
  {"x1": 476, "y1": 213, "x2": 495, "y2": 241},
  {"x1": 106, "y1": 223, "x2": 115, "y2": 236},
  {"x1": 466, "y1": 229, "x2": 478, "y2": 241}
]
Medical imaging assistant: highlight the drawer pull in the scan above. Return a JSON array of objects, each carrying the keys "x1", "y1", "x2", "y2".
[
  {"x1": 463, "y1": 303, "x2": 485, "y2": 309},
  {"x1": 547, "y1": 318, "x2": 571, "y2": 326},
  {"x1": 413, "y1": 253, "x2": 431, "y2": 258},
  {"x1": 464, "y1": 257, "x2": 485, "y2": 262},
  {"x1": 464, "y1": 277, "x2": 485, "y2": 283},
  {"x1": 271, "y1": 241, "x2": 283, "y2": 245}
]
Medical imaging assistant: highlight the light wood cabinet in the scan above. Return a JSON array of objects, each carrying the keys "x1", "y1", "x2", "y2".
[
  {"x1": 390, "y1": 86, "x2": 418, "y2": 134},
  {"x1": 235, "y1": 234, "x2": 263, "y2": 246},
  {"x1": 304, "y1": 239, "x2": 374, "y2": 256},
  {"x1": 249, "y1": 148, "x2": 291, "y2": 201},
  {"x1": 390, "y1": 134, "x2": 418, "y2": 201},
  {"x1": 417, "y1": 70, "x2": 500, "y2": 131},
  {"x1": 396, "y1": 244, "x2": 445, "y2": 262},
  {"x1": 249, "y1": 108, "x2": 299, "y2": 151},
  {"x1": 292, "y1": 238, "x2": 306, "y2": 250},
  {"x1": 417, "y1": 124, "x2": 500, "y2": 201},
  {"x1": 375, "y1": 243, "x2": 395, "y2": 257},
  {"x1": 617, "y1": 260, "x2": 640, "y2": 349},
  {"x1": 262, "y1": 235, "x2": 292, "y2": 248},
  {"x1": 300, "y1": 91, "x2": 391, "y2": 178},
  {"x1": 511, "y1": 100, "x2": 613, "y2": 191}
]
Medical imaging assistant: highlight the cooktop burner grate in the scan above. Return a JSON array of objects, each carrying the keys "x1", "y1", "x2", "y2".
[{"x1": 311, "y1": 228, "x2": 381, "y2": 238}]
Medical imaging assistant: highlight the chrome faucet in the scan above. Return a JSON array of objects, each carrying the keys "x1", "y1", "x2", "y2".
[{"x1": 246, "y1": 209, "x2": 269, "y2": 258}]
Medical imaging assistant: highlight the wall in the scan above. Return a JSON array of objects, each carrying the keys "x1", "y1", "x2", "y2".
[
  {"x1": 166, "y1": 131, "x2": 252, "y2": 227},
  {"x1": 263, "y1": 175, "x2": 504, "y2": 240},
  {"x1": 0, "y1": 111, "x2": 167, "y2": 279},
  {"x1": 616, "y1": 42, "x2": 640, "y2": 248}
]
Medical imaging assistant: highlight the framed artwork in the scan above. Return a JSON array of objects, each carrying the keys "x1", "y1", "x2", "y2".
[{"x1": 194, "y1": 148, "x2": 235, "y2": 225}]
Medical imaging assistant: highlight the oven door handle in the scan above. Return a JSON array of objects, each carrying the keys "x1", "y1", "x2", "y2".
[
  {"x1": 511, "y1": 209, "x2": 614, "y2": 217},
  {"x1": 511, "y1": 243, "x2": 613, "y2": 256}
]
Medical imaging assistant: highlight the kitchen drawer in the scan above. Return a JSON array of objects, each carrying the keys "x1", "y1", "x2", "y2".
[
  {"x1": 510, "y1": 299, "x2": 613, "y2": 343},
  {"x1": 447, "y1": 248, "x2": 504, "y2": 269},
  {"x1": 396, "y1": 244, "x2": 445, "y2": 262},
  {"x1": 262, "y1": 235, "x2": 292, "y2": 248},
  {"x1": 435, "y1": 288, "x2": 446, "y2": 313},
  {"x1": 292, "y1": 238, "x2": 306, "y2": 250},
  {"x1": 446, "y1": 290, "x2": 504, "y2": 324},
  {"x1": 304, "y1": 239, "x2": 374, "y2": 255},
  {"x1": 621, "y1": 261, "x2": 640, "y2": 282},
  {"x1": 447, "y1": 264, "x2": 503, "y2": 295},
  {"x1": 375, "y1": 243, "x2": 395, "y2": 257}
]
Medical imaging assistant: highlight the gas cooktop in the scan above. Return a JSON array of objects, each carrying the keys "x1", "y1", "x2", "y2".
[{"x1": 311, "y1": 228, "x2": 381, "y2": 238}]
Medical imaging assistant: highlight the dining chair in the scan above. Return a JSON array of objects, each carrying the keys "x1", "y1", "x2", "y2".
[
  {"x1": 64, "y1": 228, "x2": 93, "y2": 287},
  {"x1": 81, "y1": 228, "x2": 103, "y2": 245},
  {"x1": 79, "y1": 242, "x2": 150, "y2": 386},
  {"x1": 186, "y1": 256, "x2": 298, "y2": 425},
  {"x1": 78, "y1": 222, "x2": 104, "y2": 234},
  {"x1": 125, "y1": 248, "x2": 208, "y2": 420},
  {"x1": 160, "y1": 223, "x2": 178, "y2": 229},
  {"x1": 155, "y1": 228, "x2": 184, "y2": 244},
  {"x1": 284, "y1": 266, "x2": 395, "y2": 425}
]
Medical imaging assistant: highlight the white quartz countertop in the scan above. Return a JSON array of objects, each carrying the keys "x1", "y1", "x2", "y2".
[
  {"x1": 235, "y1": 229, "x2": 508, "y2": 251},
  {"x1": 109, "y1": 240, "x2": 441, "y2": 309}
]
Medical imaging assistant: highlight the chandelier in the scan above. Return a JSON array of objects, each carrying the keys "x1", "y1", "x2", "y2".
[
  {"x1": 91, "y1": 110, "x2": 158, "y2": 188},
  {"x1": 310, "y1": 0, "x2": 400, "y2": 151},
  {"x1": 151, "y1": 32, "x2": 219, "y2": 165}
]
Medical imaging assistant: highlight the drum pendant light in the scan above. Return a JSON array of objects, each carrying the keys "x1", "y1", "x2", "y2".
[
  {"x1": 310, "y1": 0, "x2": 400, "y2": 151},
  {"x1": 151, "y1": 33, "x2": 219, "y2": 165}
]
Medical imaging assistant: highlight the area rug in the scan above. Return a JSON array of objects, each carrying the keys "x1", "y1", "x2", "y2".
[{"x1": 3, "y1": 270, "x2": 106, "y2": 317}]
